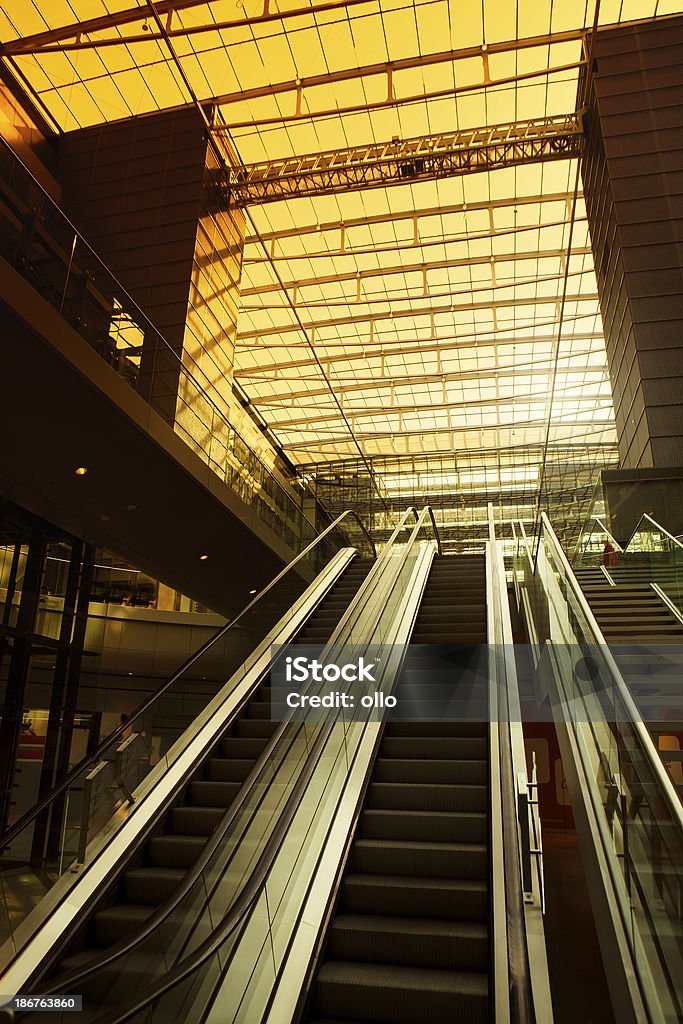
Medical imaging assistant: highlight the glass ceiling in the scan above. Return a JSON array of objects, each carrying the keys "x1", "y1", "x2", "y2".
[{"x1": 2, "y1": 0, "x2": 681, "y2": 469}]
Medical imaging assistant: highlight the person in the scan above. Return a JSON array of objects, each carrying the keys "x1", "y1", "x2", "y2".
[{"x1": 603, "y1": 540, "x2": 618, "y2": 568}]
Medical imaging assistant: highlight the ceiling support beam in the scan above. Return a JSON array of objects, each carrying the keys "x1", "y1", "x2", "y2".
[
  {"x1": 225, "y1": 114, "x2": 583, "y2": 206},
  {"x1": 236, "y1": 289, "x2": 599, "y2": 340}
]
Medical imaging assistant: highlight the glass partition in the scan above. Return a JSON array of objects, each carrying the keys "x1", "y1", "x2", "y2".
[
  {"x1": 0, "y1": 512, "x2": 370, "y2": 959},
  {"x1": 35, "y1": 509, "x2": 436, "y2": 1024},
  {"x1": 0, "y1": 136, "x2": 319, "y2": 556},
  {"x1": 516, "y1": 515, "x2": 683, "y2": 1024}
]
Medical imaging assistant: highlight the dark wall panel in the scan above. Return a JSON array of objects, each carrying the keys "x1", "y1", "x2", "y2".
[{"x1": 582, "y1": 15, "x2": 683, "y2": 468}]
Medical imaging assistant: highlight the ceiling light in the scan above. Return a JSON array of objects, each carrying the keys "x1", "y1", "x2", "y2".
[
  {"x1": 75, "y1": 466, "x2": 88, "y2": 476},
  {"x1": 199, "y1": 554, "x2": 208, "y2": 561},
  {"x1": 249, "y1": 588, "x2": 257, "y2": 594}
]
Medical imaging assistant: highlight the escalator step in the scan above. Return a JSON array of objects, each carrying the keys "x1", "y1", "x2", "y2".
[
  {"x1": 235, "y1": 719, "x2": 278, "y2": 739},
  {"x1": 351, "y1": 839, "x2": 487, "y2": 880},
  {"x1": 342, "y1": 874, "x2": 488, "y2": 921},
  {"x1": 368, "y1": 782, "x2": 487, "y2": 813},
  {"x1": 146, "y1": 834, "x2": 208, "y2": 867},
  {"x1": 170, "y1": 806, "x2": 225, "y2": 835},
  {"x1": 123, "y1": 867, "x2": 186, "y2": 905},
  {"x1": 380, "y1": 737, "x2": 487, "y2": 760},
  {"x1": 93, "y1": 904, "x2": 155, "y2": 946},
  {"x1": 189, "y1": 780, "x2": 241, "y2": 807},
  {"x1": 384, "y1": 721, "x2": 487, "y2": 739},
  {"x1": 207, "y1": 758, "x2": 254, "y2": 782},
  {"x1": 329, "y1": 914, "x2": 488, "y2": 970},
  {"x1": 247, "y1": 702, "x2": 273, "y2": 720},
  {"x1": 221, "y1": 736, "x2": 269, "y2": 758},
  {"x1": 314, "y1": 960, "x2": 488, "y2": 1024},
  {"x1": 375, "y1": 758, "x2": 487, "y2": 785},
  {"x1": 361, "y1": 809, "x2": 488, "y2": 844}
]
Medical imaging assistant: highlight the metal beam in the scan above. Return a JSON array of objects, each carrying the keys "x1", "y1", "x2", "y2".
[
  {"x1": 279, "y1": 417, "x2": 616, "y2": 450},
  {"x1": 236, "y1": 362, "x2": 609, "y2": 404},
  {"x1": 243, "y1": 192, "x2": 577, "y2": 246},
  {"x1": 225, "y1": 114, "x2": 583, "y2": 206},
  {"x1": 240, "y1": 246, "x2": 591, "y2": 298},
  {"x1": 0, "y1": 0, "x2": 373, "y2": 54},
  {"x1": 236, "y1": 290, "x2": 599, "y2": 340},
  {"x1": 263, "y1": 389, "x2": 613, "y2": 431},
  {"x1": 235, "y1": 329, "x2": 606, "y2": 371}
]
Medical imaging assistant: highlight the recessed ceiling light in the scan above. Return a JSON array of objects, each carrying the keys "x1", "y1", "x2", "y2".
[
  {"x1": 199, "y1": 554, "x2": 208, "y2": 561},
  {"x1": 249, "y1": 588, "x2": 257, "y2": 594},
  {"x1": 75, "y1": 467, "x2": 88, "y2": 476}
]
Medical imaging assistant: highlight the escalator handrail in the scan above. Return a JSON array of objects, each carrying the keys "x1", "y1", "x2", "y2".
[
  {"x1": 424, "y1": 505, "x2": 443, "y2": 554},
  {"x1": 41, "y1": 512, "x2": 417, "y2": 992},
  {"x1": 62, "y1": 509, "x2": 432, "y2": 1023},
  {"x1": 0, "y1": 509, "x2": 375, "y2": 851},
  {"x1": 539, "y1": 511, "x2": 683, "y2": 832}
]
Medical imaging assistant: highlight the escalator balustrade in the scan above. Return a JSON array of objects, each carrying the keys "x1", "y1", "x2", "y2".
[
  {"x1": 306, "y1": 555, "x2": 491, "y2": 1024},
  {"x1": 45, "y1": 558, "x2": 373, "y2": 984}
]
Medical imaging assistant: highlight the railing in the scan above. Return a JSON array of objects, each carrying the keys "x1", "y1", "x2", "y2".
[
  {"x1": 573, "y1": 515, "x2": 624, "y2": 570},
  {"x1": 0, "y1": 135, "x2": 322, "y2": 555},
  {"x1": 19, "y1": 509, "x2": 438, "y2": 1022},
  {"x1": 573, "y1": 512, "x2": 683, "y2": 614},
  {"x1": 0, "y1": 510, "x2": 374, "y2": 961},
  {"x1": 515, "y1": 513, "x2": 683, "y2": 1024},
  {"x1": 487, "y1": 508, "x2": 551, "y2": 1024}
]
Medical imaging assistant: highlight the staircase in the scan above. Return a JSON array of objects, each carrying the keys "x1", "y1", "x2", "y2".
[
  {"x1": 50, "y1": 558, "x2": 374, "y2": 982},
  {"x1": 307, "y1": 554, "x2": 491, "y2": 1024},
  {"x1": 573, "y1": 568, "x2": 683, "y2": 783}
]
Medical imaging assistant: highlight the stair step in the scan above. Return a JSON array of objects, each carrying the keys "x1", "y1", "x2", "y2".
[
  {"x1": 374, "y1": 758, "x2": 487, "y2": 785},
  {"x1": 361, "y1": 809, "x2": 488, "y2": 844},
  {"x1": 342, "y1": 874, "x2": 488, "y2": 921},
  {"x1": 329, "y1": 914, "x2": 488, "y2": 971},
  {"x1": 207, "y1": 758, "x2": 254, "y2": 782},
  {"x1": 314, "y1": 960, "x2": 488, "y2": 1024},
  {"x1": 146, "y1": 834, "x2": 207, "y2": 868},
  {"x1": 123, "y1": 867, "x2": 185, "y2": 905},
  {"x1": 189, "y1": 780, "x2": 241, "y2": 807},
  {"x1": 369, "y1": 782, "x2": 487, "y2": 813},
  {"x1": 380, "y1": 736, "x2": 488, "y2": 760},
  {"x1": 352, "y1": 839, "x2": 487, "y2": 879},
  {"x1": 93, "y1": 904, "x2": 154, "y2": 946},
  {"x1": 170, "y1": 806, "x2": 224, "y2": 835}
]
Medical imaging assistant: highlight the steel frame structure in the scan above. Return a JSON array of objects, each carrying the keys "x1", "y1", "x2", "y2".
[{"x1": 225, "y1": 115, "x2": 583, "y2": 206}]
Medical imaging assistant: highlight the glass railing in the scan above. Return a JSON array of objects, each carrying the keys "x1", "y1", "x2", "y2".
[
  {"x1": 573, "y1": 515, "x2": 624, "y2": 571},
  {"x1": 0, "y1": 511, "x2": 374, "y2": 962},
  {"x1": 487, "y1": 509, "x2": 549, "y2": 1024},
  {"x1": 573, "y1": 512, "x2": 683, "y2": 619},
  {"x1": 28, "y1": 509, "x2": 437, "y2": 1023},
  {"x1": 0, "y1": 136, "x2": 320, "y2": 555},
  {"x1": 516, "y1": 513, "x2": 683, "y2": 1024}
]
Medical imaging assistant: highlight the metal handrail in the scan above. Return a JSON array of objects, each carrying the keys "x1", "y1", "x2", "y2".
[
  {"x1": 0, "y1": 135, "x2": 312, "y2": 537},
  {"x1": 57, "y1": 508, "x2": 434, "y2": 1022},
  {"x1": 539, "y1": 511, "x2": 683, "y2": 832},
  {"x1": 0, "y1": 509, "x2": 374, "y2": 851},
  {"x1": 623, "y1": 511, "x2": 683, "y2": 554},
  {"x1": 36, "y1": 513, "x2": 408, "y2": 992}
]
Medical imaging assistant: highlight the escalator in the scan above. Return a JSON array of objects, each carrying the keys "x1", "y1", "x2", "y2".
[
  {"x1": 1, "y1": 515, "x2": 549, "y2": 1024},
  {"x1": 305, "y1": 555, "x2": 491, "y2": 1024},
  {"x1": 52, "y1": 559, "x2": 373, "y2": 979}
]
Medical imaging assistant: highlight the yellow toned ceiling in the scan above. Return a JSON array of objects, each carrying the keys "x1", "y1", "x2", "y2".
[{"x1": 1, "y1": 0, "x2": 681, "y2": 465}]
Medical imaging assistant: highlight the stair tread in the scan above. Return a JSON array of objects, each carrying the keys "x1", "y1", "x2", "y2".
[
  {"x1": 355, "y1": 838, "x2": 487, "y2": 852},
  {"x1": 332, "y1": 914, "x2": 487, "y2": 940},
  {"x1": 317, "y1": 959, "x2": 488, "y2": 994}
]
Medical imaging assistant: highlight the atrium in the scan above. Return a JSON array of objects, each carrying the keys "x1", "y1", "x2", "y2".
[{"x1": 0, "y1": 3, "x2": 682, "y2": 1024}]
